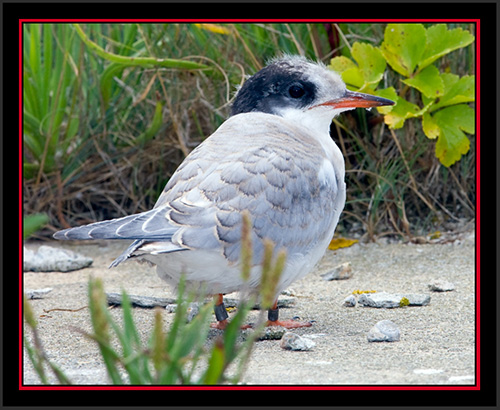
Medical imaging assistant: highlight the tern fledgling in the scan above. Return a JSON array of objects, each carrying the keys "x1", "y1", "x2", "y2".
[{"x1": 54, "y1": 55, "x2": 394, "y2": 329}]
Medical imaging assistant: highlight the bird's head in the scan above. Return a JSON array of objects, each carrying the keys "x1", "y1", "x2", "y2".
[{"x1": 231, "y1": 55, "x2": 394, "y2": 133}]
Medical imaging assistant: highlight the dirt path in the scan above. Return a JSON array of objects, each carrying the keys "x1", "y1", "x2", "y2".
[{"x1": 23, "y1": 231, "x2": 476, "y2": 385}]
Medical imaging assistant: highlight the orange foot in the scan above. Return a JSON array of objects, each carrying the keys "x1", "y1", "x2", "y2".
[
  {"x1": 210, "y1": 319, "x2": 312, "y2": 330},
  {"x1": 209, "y1": 319, "x2": 228, "y2": 330},
  {"x1": 209, "y1": 320, "x2": 253, "y2": 330},
  {"x1": 267, "y1": 319, "x2": 313, "y2": 329}
]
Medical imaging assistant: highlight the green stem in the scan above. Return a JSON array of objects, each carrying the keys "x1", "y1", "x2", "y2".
[{"x1": 73, "y1": 24, "x2": 209, "y2": 70}]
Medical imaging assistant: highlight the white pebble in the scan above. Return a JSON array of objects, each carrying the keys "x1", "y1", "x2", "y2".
[
  {"x1": 428, "y1": 279, "x2": 455, "y2": 292},
  {"x1": 321, "y1": 262, "x2": 353, "y2": 281},
  {"x1": 343, "y1": 295, "x2": 357, "y2": 307},
  {"x1": 280, "y1": 332, "x2": 316, "y2": 351},
  {"x1": 367, "y1": 320, "x2": 400, "y2": 342},
  {"x1": 24, "y1": 288, "x2": 53, "y2": 299}
]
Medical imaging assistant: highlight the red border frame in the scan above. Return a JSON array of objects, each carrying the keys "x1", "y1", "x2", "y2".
[{"x1": 19, "y1": 18, "x2": 480, "y2": 391}]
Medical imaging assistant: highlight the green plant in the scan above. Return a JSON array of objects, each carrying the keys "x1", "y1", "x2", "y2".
[
  {"x1": 330, "y1": 23, "x2": 475, "y2": 167},
  {"x1": 83, "y1": 276, "x2": 262, "y2": 385},
  {"x1": 23, "y1": 213, "x2": 49, "y2": 239},
  {"x1": 23, "y1": 24, "x2": 82, "y2": 181}
]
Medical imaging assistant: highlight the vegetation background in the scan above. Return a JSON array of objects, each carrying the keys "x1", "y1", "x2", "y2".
[{"x1": 23, "y1": 22, "x2": 476, "y2": 241}]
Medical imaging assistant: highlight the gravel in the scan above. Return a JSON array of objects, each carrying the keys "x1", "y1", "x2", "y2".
[{"x1": 23, "y1": 230, "x2": 476, "y2": 385}]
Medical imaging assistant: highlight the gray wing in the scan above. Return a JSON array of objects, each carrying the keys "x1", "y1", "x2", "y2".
[
  {"x1": 53, "y1": 207, "x2": 178, "y2": 241},
  {"x1": 151, "y1": 113, "x2": 343, "y2": 265},
  {"x1": 54, "y1": 112, "x2": 344, "y2": 268}
]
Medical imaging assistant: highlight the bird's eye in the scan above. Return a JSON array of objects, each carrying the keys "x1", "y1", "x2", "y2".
[{"x1": 288, "y1": 84, "x2": 305, "y2": 98}]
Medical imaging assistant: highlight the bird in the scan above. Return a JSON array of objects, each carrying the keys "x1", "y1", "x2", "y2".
[{"x1": 54, "y1": 55, "x2": 394, "y2": 329}]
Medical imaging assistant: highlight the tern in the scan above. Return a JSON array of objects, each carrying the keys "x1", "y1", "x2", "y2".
[{"x1": 54, "y1": 55, "x2": 394, "y2": 329}]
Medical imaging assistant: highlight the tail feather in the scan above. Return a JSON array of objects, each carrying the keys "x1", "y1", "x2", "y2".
[{"x1": 53, "y1": 208, "x2": 177, "y2": 241}]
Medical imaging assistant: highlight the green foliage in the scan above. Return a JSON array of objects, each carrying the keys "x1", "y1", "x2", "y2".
[
  {"x1": 23, "y1": 24, "x2": 82, "y2": 179},
  {"x1": 23, "y1": 213, "x2": 49, "y2": 239},
  {"x1": 330, "y1": 23, "x2": 475, "y2": 167}
]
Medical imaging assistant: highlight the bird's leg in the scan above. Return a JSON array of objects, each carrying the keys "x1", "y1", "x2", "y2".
[
  {"x1": 267, "y1": 300, "x2": 313, "y2": 328},
  {"x1": 210, "y1": 293, "x2": 229, "y2": 329},
  {"x1": 210, "y1": 296, "x2": 312, "y2": 330}
]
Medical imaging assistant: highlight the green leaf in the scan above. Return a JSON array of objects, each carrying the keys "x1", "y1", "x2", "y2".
[
  {"x1": 202, "y1": 339, "x2": 225, "y2": 384},
  {"x1": 329, "y1": 55, "x2": 357, "y2": 74},
  {"x1": 341, "y1": 67, "x2": 364, "y2": 89},
  {"x1": 431, "y1": 74, "x2": 475, "y2": 112},
  {"x1": 23, "y1": 213, "x2": 49, "y2": 239},
  {"x1": 114, "y1": 290, "x2": 147, "y2": 384},
  {"x1": 171, "y1": 303, "x2": 212, "y2": 361},
  {"x1": 383, "y1": 97, "x2": 421, "y2": 129},
  {"x1": 381, "y1": 24, "x2": 427, "y2": 77},
  {"x1": 374, "y1": 87, "x2": 398, "y2": 115},
  {"x1": 100, "y1": 63, "x2": 127, "y2": 109},
  {"x1": 351, "y1": 42, "x2": 386, "y2": 87},
  {"x1": 403, "y1": 64, "x2": 444, "y2": 99},
  {"x1": 419, "y1": 24, "x2": 475, "y2": 70},
  {"x1": 329, "y1": 56, "x2": 363, "y2": 88},
  {"x1": 422, "y1": 112, "x2": 440, "y2": 139},
  {"x1": 432, "y1": 105, "x2": 474, "y2": 167},
  {"x1": 329, "y1": 43, "x2": 386, "y2": 91},
  {"x1": 135, "y1": 101, "x2": 164, "y2": 145}
]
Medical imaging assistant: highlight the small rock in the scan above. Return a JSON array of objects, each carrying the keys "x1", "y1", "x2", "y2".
[
  {"x1": 367, "y1": 320, "x2": 400, "y2": 342},
  {"x1": 321, "y1": 262, "x2": 353, "y2": 281},
  {"x1": 260, "y1": 326, "x2": 287, "y2": 340},
  {"x1": 280, "y1": 332, "x2": 316, "y2": 351},
  {"x1": 358, "y1": 292, "x2": 401, "y2": 308},
  {"x1": 162, "y1": 302, "x2": 200, "y2": 322},
  {"x1": 399, "y1": 293, "x2": 431, "y2": 306},
  {"x1": 165, "y1": 304, "x2": 177, "y2": 313},
  {"x1": 358, "y1": 292, "x2": 430, "y2": 308},
  {"x1": 186, "y1": 303, "x2": 200, "y2": 322},
  {"x1": 24, "y1": 246, "x2": 93, "y2": 272},
  {"x1": 428, "y1": 279, "x2": 455, "y2": 292},
  {"x1": 343, "y1": 294, "x2": 357, "y2": 307},
  {"x1": 24, "y1": 288, "x2": 53, "y2": 299},
  {"x1": 242, "y1": 326, "x2": 286, "y2": 341},
  {"x1": 107, "y1": 293, "x2": 176, "y2": 308}
]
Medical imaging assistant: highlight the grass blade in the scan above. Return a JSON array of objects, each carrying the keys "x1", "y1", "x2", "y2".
[{"x1": 88, "y1": 278, "x2": 123, "y2": 384}]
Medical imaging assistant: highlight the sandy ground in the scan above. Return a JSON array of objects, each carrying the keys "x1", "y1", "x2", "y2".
[{"x1": 22, "y1": 231, "x2": 476, "y2": 386}]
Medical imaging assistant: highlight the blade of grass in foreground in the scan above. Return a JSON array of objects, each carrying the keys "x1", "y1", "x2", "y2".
[{"x1": 88, "y1": 277, "x2": 123, "y2": 384}]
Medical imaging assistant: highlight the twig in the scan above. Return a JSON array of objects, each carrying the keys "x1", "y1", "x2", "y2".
[{"x1": 389, "y1": 128, "x2": 437, "y2": 214}]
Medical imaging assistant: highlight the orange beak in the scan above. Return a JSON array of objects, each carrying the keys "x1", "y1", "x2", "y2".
[{"x1": 314, "y1": 90, "x2": 395, "y2": 110}]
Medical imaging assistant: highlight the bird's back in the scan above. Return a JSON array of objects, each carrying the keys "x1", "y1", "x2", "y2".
[{"x1": 150, "y1": 112, "x2": 345, "y2": 266}]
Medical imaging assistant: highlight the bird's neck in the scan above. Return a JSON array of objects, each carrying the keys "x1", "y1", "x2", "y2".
[{"x1": 279, "y1": 107, "x2": 345, "y2": 175}]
